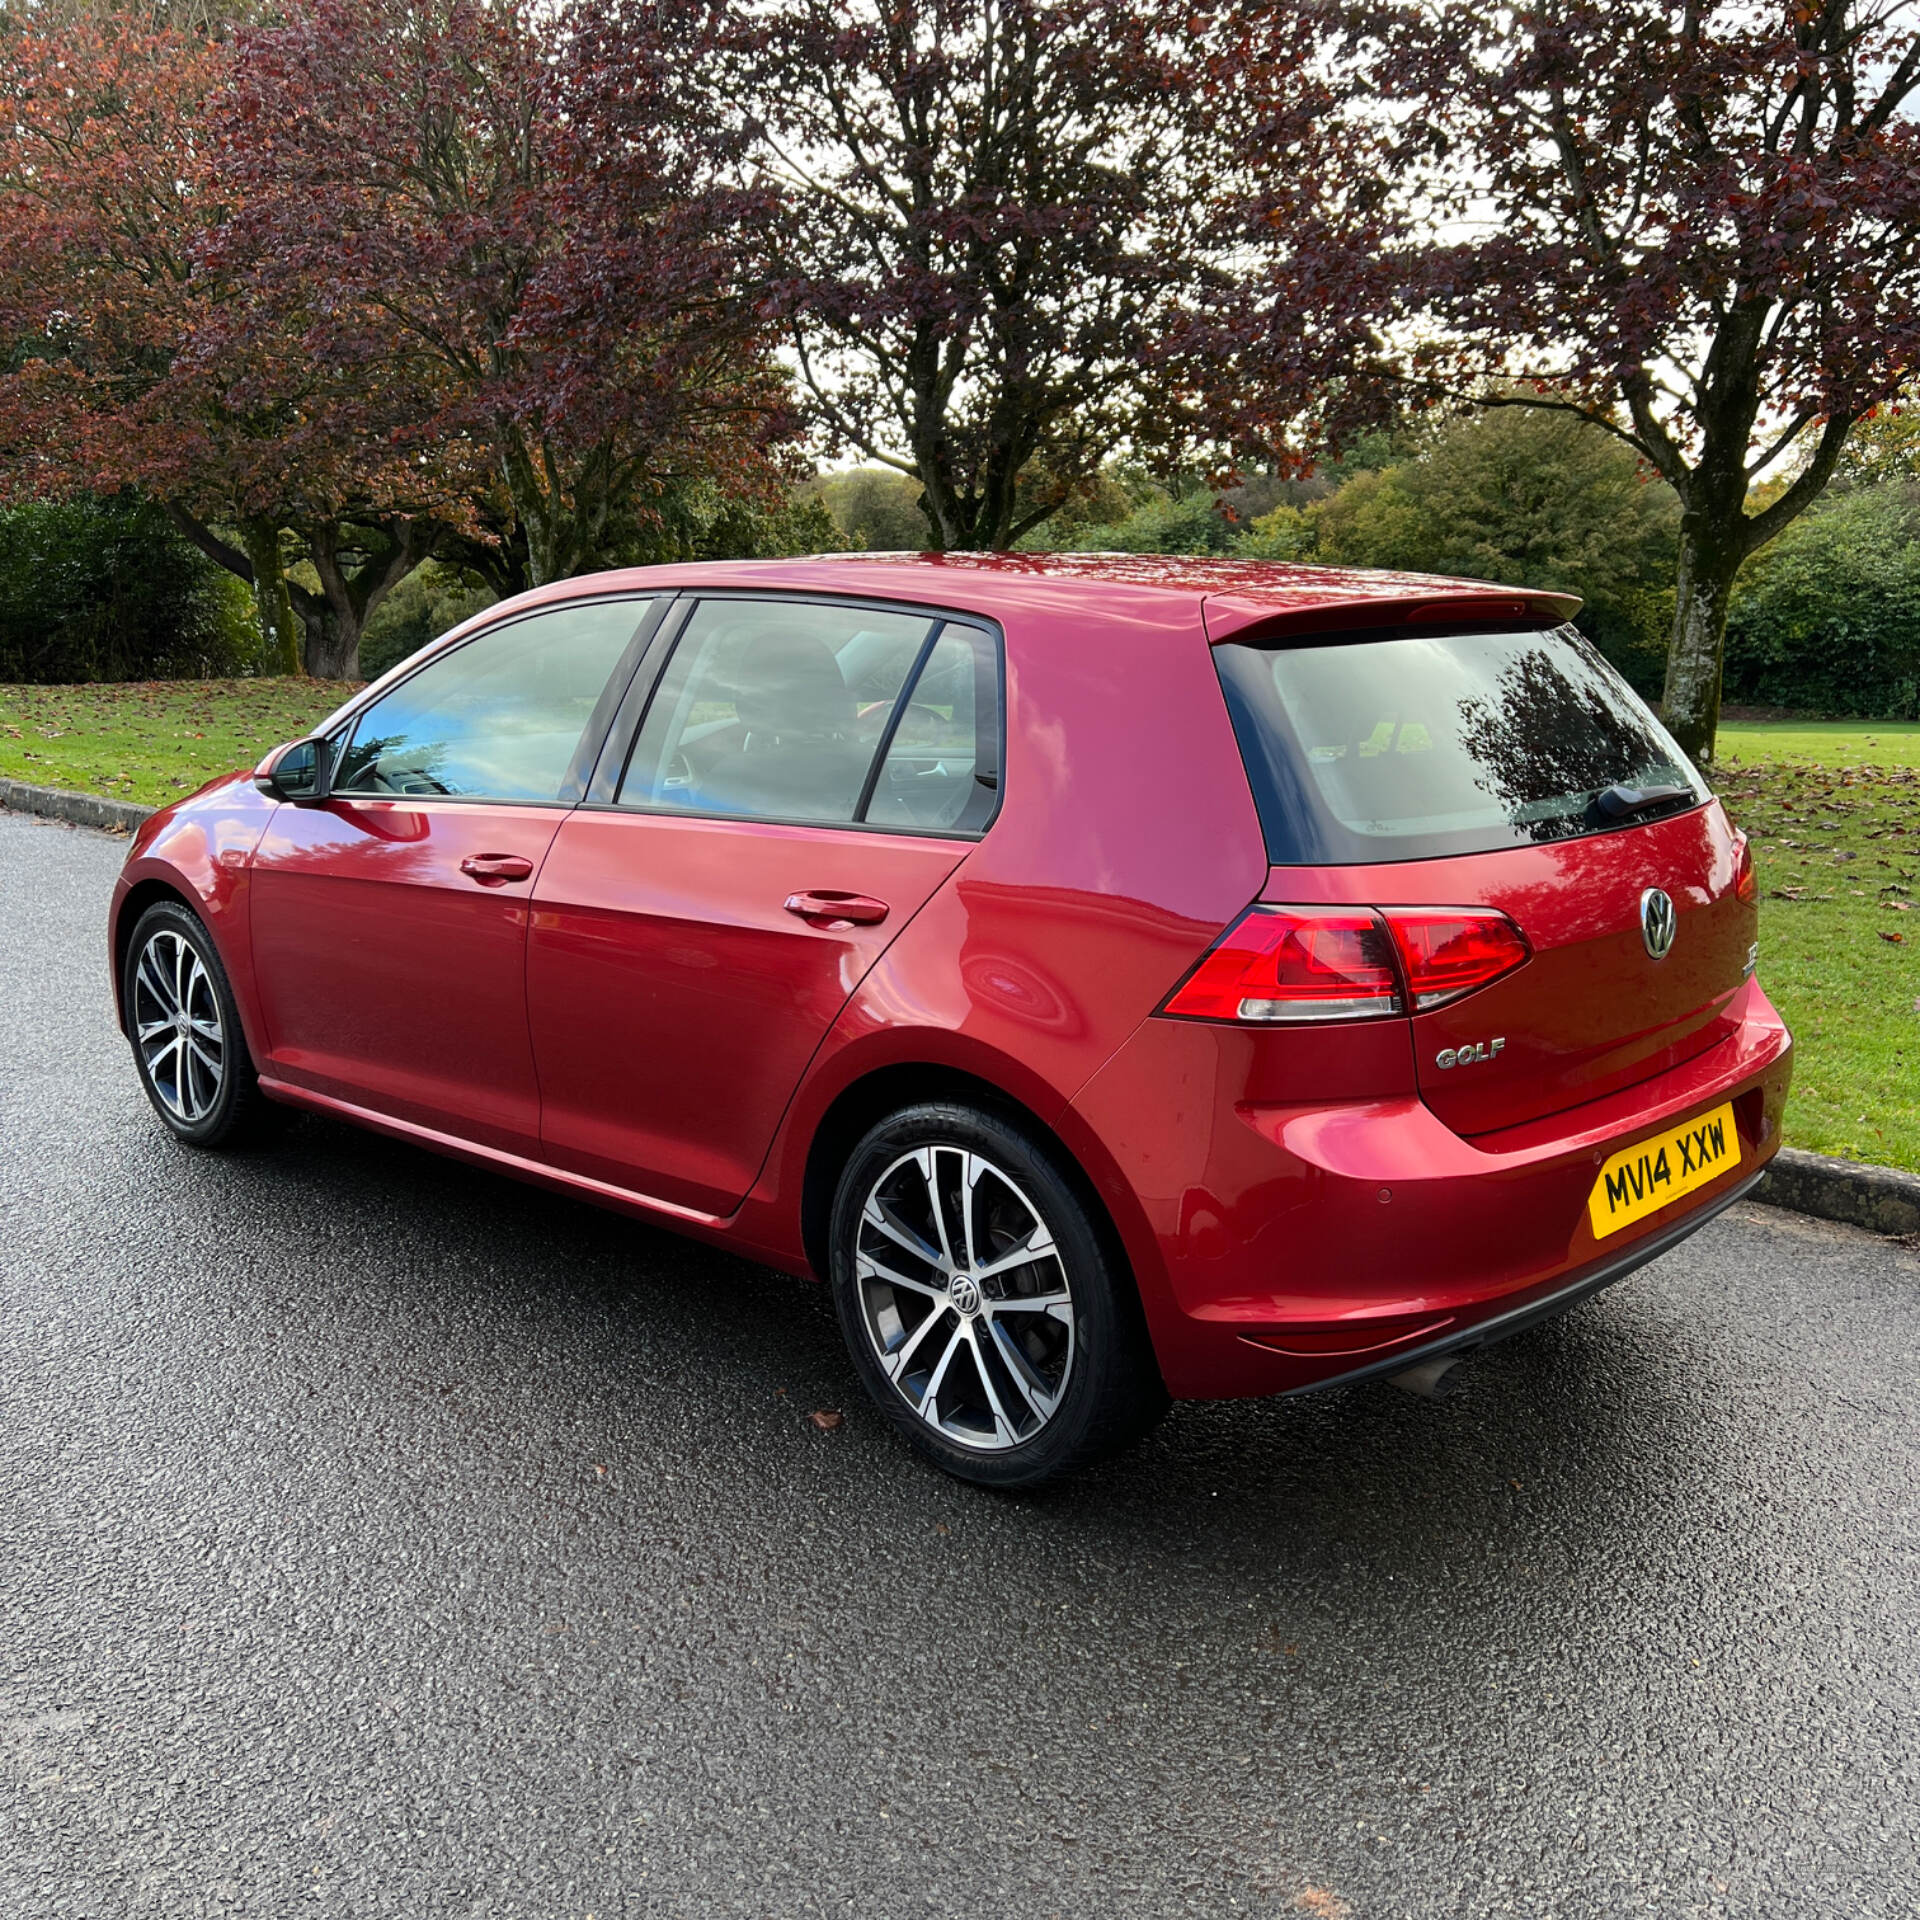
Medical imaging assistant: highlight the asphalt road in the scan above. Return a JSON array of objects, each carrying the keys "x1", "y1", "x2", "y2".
[{"x1": 2, "y1": 806, "x2": 1917, "y2": 1920}]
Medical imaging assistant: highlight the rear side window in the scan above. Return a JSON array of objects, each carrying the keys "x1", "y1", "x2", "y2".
[
  {"x1": 1215, "y1": 625, "x2": 1707, "y2": 865},
  {"x1": 619, "y1": 598, "x2": 1001, "y2": 834}
]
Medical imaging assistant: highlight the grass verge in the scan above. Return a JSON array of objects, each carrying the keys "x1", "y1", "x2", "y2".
[
  {"x1": 1717, "y1": 722, "x2": 1920, "y2": 1171},
  {"x1": 0, "y1": 679, "x2": 352, "y2": 809}
]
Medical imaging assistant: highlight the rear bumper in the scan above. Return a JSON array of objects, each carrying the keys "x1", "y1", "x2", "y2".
[
  {"x1": 1065, "y1": 975, "x2": 1793, "y2": 1399},
  {"x1": 1290, "y1": 1160, "x2": 1769, "y2": 1396}
]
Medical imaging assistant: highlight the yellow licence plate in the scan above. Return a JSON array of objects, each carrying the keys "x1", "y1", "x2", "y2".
[{"x1": 1587, "y1": 1101, "x2": 1741, "y2": 1240}]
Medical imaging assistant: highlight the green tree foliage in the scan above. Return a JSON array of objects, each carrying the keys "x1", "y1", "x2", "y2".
[
  {"x1": 814, "y1": 470, "x2": 928, "y2": 552},
  {"x1": 0, "y1": 494, "x2": 258, "y2": 683},
  {"x1": 1275, "y1": 409, "x2": 1680, "y2": 688},
  {"x1": 1066, "y1": 488, "x2": 1241, "y2": 556},
  {"x1": 1723, "y1": 483, "x2": 1920, "y2": 718}
]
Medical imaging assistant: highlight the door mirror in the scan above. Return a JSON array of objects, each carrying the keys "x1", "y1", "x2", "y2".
[{"x1": 255, "y1": 736, "x2": 333, "y2": 805}]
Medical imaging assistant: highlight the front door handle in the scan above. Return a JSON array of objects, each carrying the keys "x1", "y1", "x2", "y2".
[
  {"x1": 784, "y1": 890, "x2": 890, "y2": 929},
  {"x1": 460, "y1": 852, "x2": 535, "y2": 884}
]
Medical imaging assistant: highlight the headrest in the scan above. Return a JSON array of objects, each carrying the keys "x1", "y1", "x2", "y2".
[{"x1": 719, "y1": 630, "x2": 856, "y2": 742}]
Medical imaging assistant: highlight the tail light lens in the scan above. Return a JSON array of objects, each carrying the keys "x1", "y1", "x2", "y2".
[
  {"x1": 1164, "y1": 905, "x2": 1529, "y2": 1024},
  {"x1": 1162, "y1": 908, "x2": 1402, "y2": 1022},
  {"x1": 1381, "y1": 908, "x2": 1531, "y2": 1011},
  {"x1": 1734, "y1": 834, "x2": 1758, "y2": 906}
]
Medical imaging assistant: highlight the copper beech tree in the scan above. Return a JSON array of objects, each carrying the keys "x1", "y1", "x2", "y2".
[
  {"x1": 212, "y1": 0, "x2": 800, "y2": 602},
  {"x1": 1362, "y1": 0, "x2": 1920, "y2": 762},
  {"x1": 0, "y1": 16, "x2": 476, "y2": 678},
  {"x1": 0, "y1": 2, "x2": 801, "y2": 678},
  {"x1": 702, "y1": 0, "x2": 1370, "y2": 551}
]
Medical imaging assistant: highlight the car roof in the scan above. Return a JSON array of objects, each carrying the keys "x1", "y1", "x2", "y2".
[{"x1": 501, "y1": 552, "x2": 1582, "y2": 644}]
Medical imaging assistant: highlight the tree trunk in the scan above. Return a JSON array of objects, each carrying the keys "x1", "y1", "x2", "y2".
[
  {"x1": 1660, "y1": 517, "x2": 1745, "y2": 767},
  {"x1": 295, "y1": 598, "x2": 366, "y2": 681},
  {"x1": 239, "y1": 520, "x2": 301, "y2": 676},
  {"x1": 498, "y1": 427, "x2": 593, "y2": 585}
]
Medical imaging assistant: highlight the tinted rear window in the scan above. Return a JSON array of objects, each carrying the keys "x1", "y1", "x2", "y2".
[{"x1": 1216, "y1": 625, "x2": 1707, "y2": 865}]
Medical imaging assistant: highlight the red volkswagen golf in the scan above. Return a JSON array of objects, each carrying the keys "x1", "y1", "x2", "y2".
[{"x1": 110, "y1": 555, "x2": 1792, "y2": 1485}]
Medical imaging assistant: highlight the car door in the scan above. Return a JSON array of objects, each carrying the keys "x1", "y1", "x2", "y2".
[
  {"x1": 248, "y1": 596, "x2": 656, "y2": 1152},
  {"x1": 527, "y1": 596, "x2": 1001, "y2": 1216}
]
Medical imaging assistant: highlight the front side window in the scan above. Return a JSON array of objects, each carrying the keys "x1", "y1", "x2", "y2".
[
  {"x1": 1216, "y1": 624, "x2": 1708, "y2": 864},
  {"x1": 334, "y1": 599, "x2": 647, "y2": 802},
  {"x1": 620, "y1": 599, "x2": 953, "y2": 827}
]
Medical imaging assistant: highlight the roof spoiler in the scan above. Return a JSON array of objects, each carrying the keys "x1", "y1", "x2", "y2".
[{"x1": 1202, "y1": 586, "x2": 1583, "y2": 646}]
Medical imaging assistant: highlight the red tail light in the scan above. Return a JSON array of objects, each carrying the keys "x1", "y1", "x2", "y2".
[
  {"x1": 1164, "y1": 905, "x2": 1529, "y2": 1024},
  {"x1": 1162, "y1": 908, "x2": 1402, "y2": 1023},
  {"x1": 1380, "y1": 908, "x2": 1531, "y2": 1011},
  {"x1": 1733, "y1": 834, "x2": 1758, "y2": 906}
]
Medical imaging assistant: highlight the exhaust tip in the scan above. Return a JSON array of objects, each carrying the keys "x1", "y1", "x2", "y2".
[{"x1": 1387, "y1": 1355, "x2": 1466, "y2": 1400}]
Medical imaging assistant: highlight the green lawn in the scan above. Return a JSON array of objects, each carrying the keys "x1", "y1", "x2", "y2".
[
  {"x1": 1716, "y1": 722, "x2": 1920, "y2": 1171},
  {"x1": 3, "y1": 681, "x2": 1914, "y2": 1171},
  {"x1": 0, "y1": 679, "x2": 353, "y2": 808}
]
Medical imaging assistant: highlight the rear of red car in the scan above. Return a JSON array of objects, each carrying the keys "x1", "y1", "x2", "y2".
[{"x1": 1069, "y1": 605, "x2": 1791, "y2": 1398}]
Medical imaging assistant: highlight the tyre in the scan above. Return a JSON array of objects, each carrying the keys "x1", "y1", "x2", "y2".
[
  {"x1": 123, "y1": 900, "x2": 277, "y2": 1149},
  {"x1": 827, "y1": 1101, "x2": 1168, "y2": 1488}
]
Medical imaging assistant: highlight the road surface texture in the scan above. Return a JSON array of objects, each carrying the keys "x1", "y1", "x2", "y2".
[{"x1": 2, "y1": 807, "x2": 1917, "y2": 1919}]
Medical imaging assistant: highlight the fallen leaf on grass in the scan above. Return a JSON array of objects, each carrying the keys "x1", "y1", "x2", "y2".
[{"x1": 808, "y1": 1409, "x2": 844, "y2": 1431}]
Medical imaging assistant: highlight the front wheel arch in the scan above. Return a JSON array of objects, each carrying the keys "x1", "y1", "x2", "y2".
[{"x1": 112, "y1": 877, "x2": 197, "y2": 1033}]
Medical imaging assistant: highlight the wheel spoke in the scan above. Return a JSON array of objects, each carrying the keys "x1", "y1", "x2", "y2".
[
  {"x1": 856, "y1": 1252, "x2": 946, "y2": 1302},
  {"x1": 953, "y1": 1151, "x2": 983, "y2": 1272},
  {"x1": 155, "y1": 1035, "x2": 186, "y2": 1107},
  {"x1": 136, "y1": 944, "x2": 176, "y2": 1016},
  {"x1": 965, "y1": 1324, "x2": 1019, "y2": 1444},
  {"x1": 863, "y1": 1197, "x2": 943, "y2": 1268},
  {"x1": 135, "y1": 1014, "x2": 174, "y2": 1043},
  {"x1": 171, "y1": 934, "x2": 189, "y2": 1012},
  {"x1": 884, "y1": 1302, "x2": 952, "y2": 1379},
  {"x1": 988, "y1": 1317, "x2": 1063, "y2": 1422},
  {"x1": 986, "y1": 1287, "x2": 1071, "y2": 1315},
  {"x1": 914, "y1": 1321, "x2": 967, "y2": 1424},
  {"x1": 921, "y1": 1148, "x2": 957, "y2": 1269},
  {"x1": 973, "y1": 1227, "x2": 1056, "y2": 1281}
]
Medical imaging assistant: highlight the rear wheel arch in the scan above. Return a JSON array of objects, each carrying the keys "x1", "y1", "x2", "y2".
[{"x1": 798, "y1": 1063, "x2": 1163, "y2": 1388}]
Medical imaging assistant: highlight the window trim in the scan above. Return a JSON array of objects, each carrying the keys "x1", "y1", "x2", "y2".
[
  {"x1": 319, "y1": 593, "x2": 669, "y2": 809},
  {"x1": 585, "y1": 589, "x2": 1007, "y2": 841}
]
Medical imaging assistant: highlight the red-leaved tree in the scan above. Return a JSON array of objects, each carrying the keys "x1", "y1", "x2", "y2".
[
  {"x1": 702, "y1": 0, "x2": 1365, "y2": 550},
  {"x1": 211, "y1": 0, "x2": 801, "y2": 596},
  {"x1": 0, "y1": 15, "x2": 478, "y2": 677},
  {"x1": 1362, "y1": 0, "x2": 1920, "y2": 761}
]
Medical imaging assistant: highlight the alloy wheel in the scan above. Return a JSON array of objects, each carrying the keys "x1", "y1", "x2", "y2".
[
  {"x1": 131, "y1": 927, "x2": 226, "y2": 1124},
  {"x1": 854, "y1": 1145, "x2": 1077, "y2": 1451}
]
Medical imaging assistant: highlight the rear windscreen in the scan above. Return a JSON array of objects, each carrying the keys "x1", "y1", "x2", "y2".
[{"x1": 1215, "y1": 624, "x2": 1708, "y2": 865}]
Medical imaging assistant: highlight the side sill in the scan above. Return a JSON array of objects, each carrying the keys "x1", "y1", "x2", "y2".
[
  {"x1": 257, "y1": 1076, "x2": 733, "y2": 1232},
  {"x1": 1280, "y1": 1161, "x2": 1771, "y2": 1398}
]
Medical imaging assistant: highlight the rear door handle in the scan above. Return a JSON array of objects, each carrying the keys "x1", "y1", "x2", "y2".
[
  {"x1": 784, "y1": 890, "x2": 890, "y2": 928},
  {"x1": 460, "y1": 853, "x2": 535, "y2": 884}
]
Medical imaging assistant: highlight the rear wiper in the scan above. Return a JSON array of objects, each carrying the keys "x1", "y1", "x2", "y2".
[{"x1": 1590, "y1": 781, "x2": 1695, "y2": 824}]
